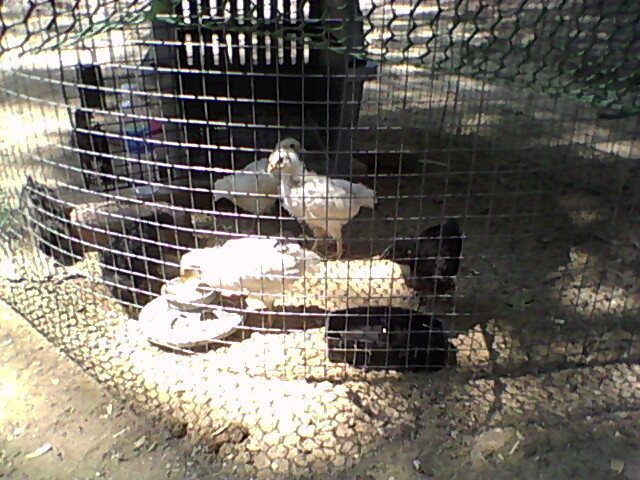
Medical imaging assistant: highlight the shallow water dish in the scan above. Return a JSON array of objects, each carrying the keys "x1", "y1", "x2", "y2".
[
  {"x1": 161, "y1": 276, "x2": 217, "y2": 310},
  {"x1": 139, "y1": 296, "x2": 245, "y2": 349}
]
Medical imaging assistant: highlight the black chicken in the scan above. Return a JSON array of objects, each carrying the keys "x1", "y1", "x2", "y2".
[
  {"x1": 380, "y1": 218, "x2": 463, "y2": 296},
  {"x1": 326, "y1": 306, "x2": 450, "y2": 371}
]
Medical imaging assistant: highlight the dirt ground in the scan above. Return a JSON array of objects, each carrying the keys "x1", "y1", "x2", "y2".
[
  {"x1": 0, "y1": 299, "x2": 237, "y2": 480},
  {"x1": 2, "y1": 297, "x2": 640, "y2": 480}
]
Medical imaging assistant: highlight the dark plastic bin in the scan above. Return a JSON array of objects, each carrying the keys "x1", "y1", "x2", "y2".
[{"x1": 152, "y1": 0, "x2": 376, "y2": 177}]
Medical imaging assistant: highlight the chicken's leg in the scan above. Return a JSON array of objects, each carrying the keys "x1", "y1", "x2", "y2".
[{"x1": 310, "y1": 227, "x2": 328, "y2": 256}]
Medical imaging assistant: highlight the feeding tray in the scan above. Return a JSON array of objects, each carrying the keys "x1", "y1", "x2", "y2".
[
  {"x1": 139, "y1": 296, "x2": 244, "y2": 351},
  {"x1": 161, "y1": 275, "x2": 218, "y2": 311},
  {"x1": 325, "y1": 307, "x2": 450, "y2": 371}
]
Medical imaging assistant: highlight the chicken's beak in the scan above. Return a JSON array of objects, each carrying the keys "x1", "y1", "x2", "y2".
[
  {"x1": 266, "y1": 150, "x2": 281, "y2": 173},
  {"x1": 379, "y1": 245, "x2": 393, "y2": 259}
]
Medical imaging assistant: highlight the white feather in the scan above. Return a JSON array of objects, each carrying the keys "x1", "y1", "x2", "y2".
[
  {"x1": 270, "y1": 147, "x2": 377, "y2": 245},
  {"x1": 179, "y1": 238, "x2": 322, "y2": 307},
  {"x1": 213, "y1": 158, "x2": 280, "y2": 214}
]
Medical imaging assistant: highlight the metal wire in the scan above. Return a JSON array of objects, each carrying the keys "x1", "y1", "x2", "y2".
[
  {"x1": 2, "y1": 1, "x2": 639, "y2": 116},
  {"x1": 1, "y1": 0, "x2": 639, "y2": 478}
]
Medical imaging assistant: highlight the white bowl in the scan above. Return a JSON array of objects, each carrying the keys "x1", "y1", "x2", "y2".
[{"x1": 139, "y1": 296, "x2": 244, "y2": 349}]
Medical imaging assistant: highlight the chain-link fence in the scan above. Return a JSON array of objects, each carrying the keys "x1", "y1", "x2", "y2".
[{"x1": 1, "y1": 1, "x2": 639, "y2": 478}]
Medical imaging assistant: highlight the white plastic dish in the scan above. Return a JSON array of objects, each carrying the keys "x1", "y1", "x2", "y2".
[{"x1": 138, "y1": 296, "x2": 244, "y2": 350}]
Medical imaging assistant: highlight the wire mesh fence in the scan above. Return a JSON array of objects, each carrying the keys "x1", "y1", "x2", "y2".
[{"x1": 1, "y1": 0, "x2": 639, "y2": 478}]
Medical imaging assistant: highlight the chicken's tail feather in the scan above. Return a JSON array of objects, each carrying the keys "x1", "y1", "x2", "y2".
[
  {"x1": 213, "y1": 177, "x2": 229, "y2": 202},
  {"x1": 441, "y1": 217, "x2": 462, "y2": 238}
]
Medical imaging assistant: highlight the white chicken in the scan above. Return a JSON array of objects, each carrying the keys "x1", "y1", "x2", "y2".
[
  {"x1": 213, "y1": 158, "x2": 280, "y2": 214},
  {"x1": 179, "y1": 237, "x2": 322, "y2": 309},
  {"x1": 266, "y1": 138, "x2": 377, "y2": 258}
]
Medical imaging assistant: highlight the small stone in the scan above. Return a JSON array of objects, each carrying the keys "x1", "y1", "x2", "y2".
[
  {"x1": 473, "y1": 428, "x2": 514, "y2": 456},
  {"x1": 611, "y1": 458, "x2": 625, "y2": 474},
  {"x1": 297, "y1": 424, "x2": 315, "y2": 438},
  {"x1": 268, "y1": 444, "x2": 288, "y2": 459},
  {"x1": 335, "y1": 424, "x2": 350, "y2": 438},
  {"x1": 301, "y1": 438, "x2": 316, "y2": 452},
  {"x1": 254, "y1": 452, "x2": 270, "y2": 470},
  {"x1": 262, "y1": 431, "x2": 281, "y2": 447},
  {"x1": 384, "y1": 407, "x2": 399, "y2": 419},
  {"x1": 133, "y1": 436, "x2": 147, "y2": 449},
  {"x1": 509, "y1": 440, "x2": 520, "y2": 455},
  {"x1": 342, "y1": 440, "x2": 356, "y2": 455},
  {"x1": 317, "y1": 432, "x2": 337, "y2": 449},
  {"x1": 25, "y1": 443, "x2": 53, "y2": 459},
  {"x1": 413, "y1": 459, "x2": 422, "y2": 470},
  {"x1": 333, "y1": 455, "x2": 346, "y2": 467}
]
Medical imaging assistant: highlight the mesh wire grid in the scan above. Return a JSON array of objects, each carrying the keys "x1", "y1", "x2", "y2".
[
  {"x1": 2, "y1": 0, "x2": 640, "y2": 116},
  {"x1": 1, "y1": 0, "x2": 640, "y2": 478}
]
